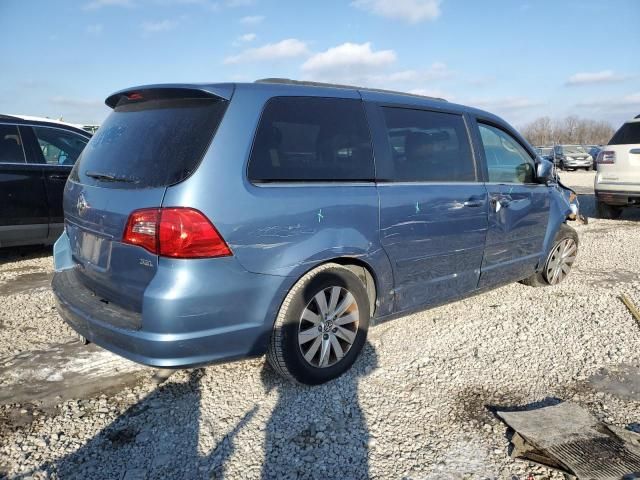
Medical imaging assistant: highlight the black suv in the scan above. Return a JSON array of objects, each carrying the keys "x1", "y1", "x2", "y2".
[{"x1": 0, "y1": 114, "x2": 91, "y2": 248}]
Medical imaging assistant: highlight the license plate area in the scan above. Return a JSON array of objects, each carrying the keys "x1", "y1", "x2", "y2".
[{"x1": 68, "y1": 224, "x2": 112, "y2": 270}]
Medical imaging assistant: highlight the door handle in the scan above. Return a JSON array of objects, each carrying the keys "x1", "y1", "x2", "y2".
[
  {"x1": 48, "y1": 174, "x2": 68, "y2": 181},
  {"x1": 490, "y1": 196, "x2": 511, "y2": 212},
  {"x1": 630, "y1": 148, "x2": 640, "y2": 154},
  {"x1": 463, "y1": 200, "x2": 483, "y2": 208}
]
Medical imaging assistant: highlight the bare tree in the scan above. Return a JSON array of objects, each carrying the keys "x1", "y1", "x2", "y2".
[{"x1": 520, "y1": 116, "x2": 615, "y2": 146}]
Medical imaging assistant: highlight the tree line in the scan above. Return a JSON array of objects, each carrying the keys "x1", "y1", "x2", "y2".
[{"x1": 519, "y1": 116, "x2": 615, "y2": 147}]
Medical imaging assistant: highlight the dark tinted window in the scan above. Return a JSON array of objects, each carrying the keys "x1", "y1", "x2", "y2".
[
  {"x1": 609, "y1": 122, "x2": 640, "y2": 145},
  {"x1": 479, "y1": 123, "x2": 535, "y2": 184},
  {"x1": 248, "y1": 97, "x2": 373, "y2": 182},
  {"x1": 32, "y1": 127, "x2": 88, "y2": 165},
  {"x1": 0, "y1": 124, "x2": 26, "y2": 164},
  {"x1": 381, "y1": 108, "x2": 475, "y2": 182},
  {"x1": 71, "y1": 97, "x2": 227, "y2": 188}
]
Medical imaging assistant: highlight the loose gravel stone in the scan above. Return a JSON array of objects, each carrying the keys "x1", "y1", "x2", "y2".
[{"x1": 0, "y1": 171, "x2": 639, "y2": 479}]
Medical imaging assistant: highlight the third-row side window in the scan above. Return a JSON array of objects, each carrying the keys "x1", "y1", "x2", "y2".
[{"x1": 248, "y1": 97, "x2": 374, "y2": 182}]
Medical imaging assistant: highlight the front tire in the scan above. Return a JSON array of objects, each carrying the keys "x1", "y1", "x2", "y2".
[
  {"x1": 267, "y1": 263, "x2": 370, "y2": 385},
  {"x1": 521, "y1": 224, "x2": 578, "y2": 287}
]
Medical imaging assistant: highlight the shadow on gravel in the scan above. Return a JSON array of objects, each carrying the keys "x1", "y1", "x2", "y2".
[
  {"x1": 0, "y1": 246, "x2": 52, "y2": 266},
  {"x1": 23, "y1": 345, "x2": 377, "y2": 480},
  {"x1": 258, "y1": 344, "x2": 377, "y2": 480}
]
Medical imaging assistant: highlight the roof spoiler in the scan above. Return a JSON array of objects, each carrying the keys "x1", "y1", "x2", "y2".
[{"x1": 105, "y1": 84, "x2": 234, "y2": 109}]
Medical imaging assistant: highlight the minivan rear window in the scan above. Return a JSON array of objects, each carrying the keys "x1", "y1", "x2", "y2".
[
  {"x1": 609, "y1": 122, "x2": 640, "y2": 145},
  {"x1": 71, "y1": 97, "x2": 227, "y2": 189},
  {"x1": 248, "y1": 97, "x2": 374, "y2": 182}
]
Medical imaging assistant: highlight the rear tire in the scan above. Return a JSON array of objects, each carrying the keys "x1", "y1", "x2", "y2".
[
  {"x1": 267, "y1": 263, "x2": 370, "y2": 385},
  {"x1": 596, "y1": 200, "x2": 623, "y2": 219},
  {"x1": 521, "y1": 224, "x2": 578, "y2": 287}
]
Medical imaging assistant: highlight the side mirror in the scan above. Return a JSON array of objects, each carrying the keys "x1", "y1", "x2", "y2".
[{"x1": 536, "y1": 158, "x2": 554, "y2": 183}]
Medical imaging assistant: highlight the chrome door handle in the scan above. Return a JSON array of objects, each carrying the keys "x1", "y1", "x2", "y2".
[
  {"x1": 491, "y1": 196, "x2": 510, "y2": 212},
  {"x1": 463, "y1": 200, "x2": 483, "y2": 207},
  {"x1": 630, "y1": 148, "x2": 640, "y2": 154}
]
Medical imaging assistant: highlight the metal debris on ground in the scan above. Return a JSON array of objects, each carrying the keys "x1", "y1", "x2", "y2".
[
  {"x1": 497, "y1": 401, "x2": 640, "y2": 480},
  {"x1": 620, "y1": 294, "x2": 640, "y2": 325}
]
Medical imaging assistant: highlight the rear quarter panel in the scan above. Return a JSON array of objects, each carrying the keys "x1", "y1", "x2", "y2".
[{"x1": 162, "y1": 84, "x2": 395, "y2": 317}]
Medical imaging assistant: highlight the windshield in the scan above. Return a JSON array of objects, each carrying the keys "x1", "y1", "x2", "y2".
[
  {"x1": 562, "y1": 145, "x2": 587, "y2": 154},
  {"x1": 537, "y1": 147, "x2": 552, "y2": 155},
  {"x1": 70, "y1": 97, "x2": 227, "y2": 189}
]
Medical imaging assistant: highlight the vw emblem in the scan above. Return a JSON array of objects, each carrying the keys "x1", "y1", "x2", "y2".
[{"x1": 76, "y1": 193, "x2": 89, "y2": 216}]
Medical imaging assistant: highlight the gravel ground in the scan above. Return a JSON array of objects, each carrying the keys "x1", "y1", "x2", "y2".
[{"x1": 1, "y1": 170, "x2": 640, "y2": 480}]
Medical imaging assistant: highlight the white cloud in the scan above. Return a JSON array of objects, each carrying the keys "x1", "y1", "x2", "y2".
[
  {"x1": 576, "y1": 92, "x2": 640, "y2": 108},
  {"x1": 239, "y1": 15, "x2": 264, "y2": 24},
  {"x1": 385, "y1": 62, "x2": 451, "y2": 83},
  {"x1": 141, "y1": 19, "x2": 178, "y2": 34},
  {"x1": 154, "y1": 0, "x2": 220, "y2": 10},
  {"x1": 224, "y1": 38, "x2": 309, "y2": 64},
  {"x1": 352, "y1": 0, "x2": 441, "y2": 24},
  {"x1": 83, "y1": 0, "x2": 134, "y2": 10},
  {"x1": 566, "y1": 70, "x2": 625, "y2": 86},
  {"x1": 238, "y1": 32, "x2": 256, "y2": 42},
  {"x1": 469, "y1": 96, "x2": 544, "y2": 111},
  {"x1": 625, "y1": 92, "x2": 640, "y2": 103},
  {"x1": 573, "y1": 92, "x2": 640, "y2": 127},
  {"x1": 301, "y1": 42, "x2": 396, "y2": 81},
  {"x1": 50, "y1": 96, "x2": 104, "y2": 108},
  {"x1": 408, "y1": 88, "x2": 452, "y2": 100},
  {"x1": 86, "y1": 24, "x2": 104, "y2": 35}
]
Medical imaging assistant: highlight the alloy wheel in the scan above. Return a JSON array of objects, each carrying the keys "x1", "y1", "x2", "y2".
[
  {"x1": 545, "y1": 238, "x2": 577, "y2": 285},
  {"x1": 298, "y1": 286, "x2": 359, "y2": 368}
]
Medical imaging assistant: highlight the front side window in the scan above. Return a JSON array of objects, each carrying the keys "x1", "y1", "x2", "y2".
[
  {"x1": 381, "y1": 107, "x2": 475, "y2": 182},
  {"x1": 0, "y1": 124, "x2": 26, "y2": 164},
  {"x1": 479, "y1": 123, "x2": 535, "y2": 184},
  {"x1": 248, "y1": 97, "x2": 374, "y2": 182},
  {"x1": 32, "y1": 127, "x2": 88, "y2": 165}
]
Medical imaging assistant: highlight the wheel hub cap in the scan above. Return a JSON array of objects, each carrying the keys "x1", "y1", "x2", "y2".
[
  {"x1": 545, "y1": 237, "x2": 577, "y2": 285},
  {"x1": 298, "y1": 286, "x2": 359, "y2": 368}
]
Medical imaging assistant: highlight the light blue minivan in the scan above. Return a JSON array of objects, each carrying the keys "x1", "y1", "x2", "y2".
[{"x1": 52, "y1": 79, "x2": 578, "y2": 384}]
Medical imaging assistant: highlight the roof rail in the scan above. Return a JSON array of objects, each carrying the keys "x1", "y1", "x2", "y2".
[{"x1": 254, "y1": 78, "x2": 447, "y2": 102}]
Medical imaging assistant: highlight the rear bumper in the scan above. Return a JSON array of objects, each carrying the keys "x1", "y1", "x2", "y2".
[
  {"x1": 52, "y1": 236, "x2": 291, "y2": 368},
  {"x1": 595, "y1": 189, "x2": 640, "y2": 207}
]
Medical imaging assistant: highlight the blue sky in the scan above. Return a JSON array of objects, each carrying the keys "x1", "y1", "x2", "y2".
[{"x1": 1, "y1": 0, "x2": 638, "y2": 128}]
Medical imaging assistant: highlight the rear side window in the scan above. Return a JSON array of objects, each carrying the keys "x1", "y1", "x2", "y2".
[
  {"x1": 380, "y1": 107, "x2": 475, "y2": 182},
  {"x1": 248, "y1": 97, "x2": 374, "y2": 182},
  {"x1": 32, "y1": 127, "x2": 88, "y2": 165},
  {"x1": 609, "y1": 122, "x2": 640, "y2": 145},
  {"x1": 71, "y1": 97, "x2": 227, "y2": 188},
  {"x1": 0, "y1": 124, "x2": 26, "y2": 164}
]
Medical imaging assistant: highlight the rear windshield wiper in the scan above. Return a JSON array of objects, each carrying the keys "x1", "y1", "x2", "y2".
[{"x1": 85, "y1": 171, "x2": 137, "y2": 183}]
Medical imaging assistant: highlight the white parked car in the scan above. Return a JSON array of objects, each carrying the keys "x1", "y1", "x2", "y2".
[{"x1": 595, "y1": 115, "x2": 640, "y2": 218}]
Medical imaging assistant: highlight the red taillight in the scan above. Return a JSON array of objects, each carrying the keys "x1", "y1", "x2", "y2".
[
  {"x1": 597, "y1": 150, "x2": 616, "y2": 164},
  {"x1": 123, "y1": 209, "x2": 160, "y2": 254},
  {"x1": 123, "y1": 208, "x2": 231, "y2": 259}
]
